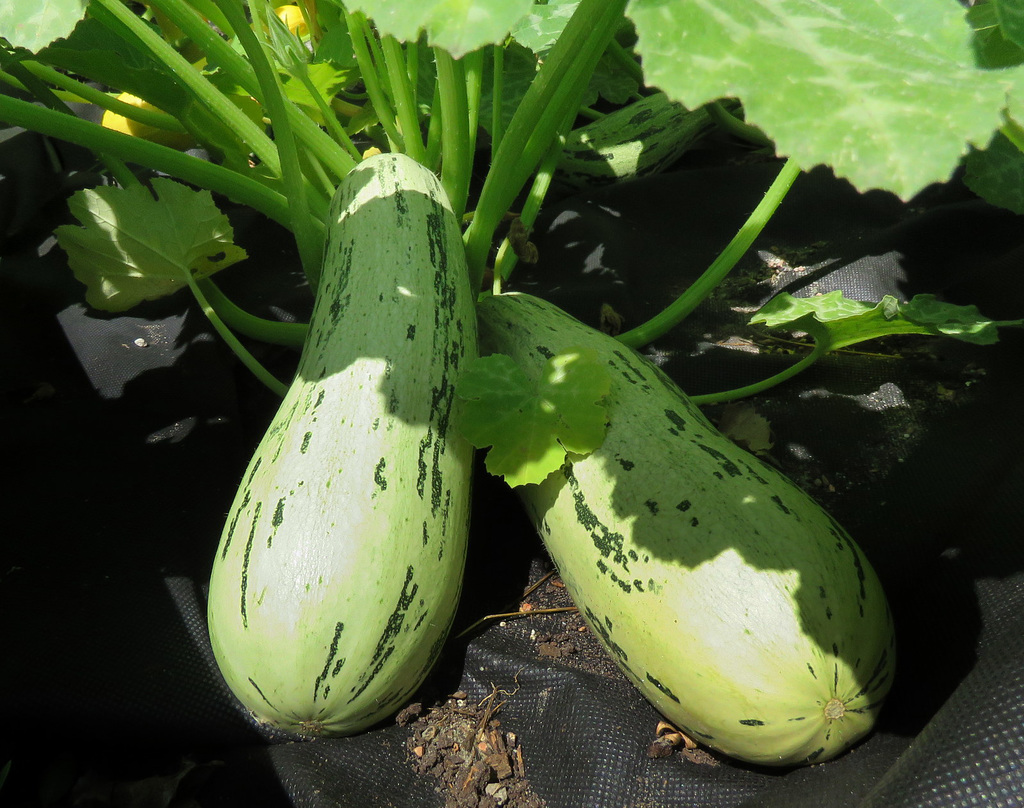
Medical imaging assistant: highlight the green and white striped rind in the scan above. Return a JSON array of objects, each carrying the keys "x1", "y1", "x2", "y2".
[
  {"x1": 477, "y1": 292, "x2": 895, "y2": 767},
  {"x1": 207, "y1": 153, "x2": 477, "y2": 737},
  {"x1": 554, "y1": 92, "x2": 715, "y2": 192}
]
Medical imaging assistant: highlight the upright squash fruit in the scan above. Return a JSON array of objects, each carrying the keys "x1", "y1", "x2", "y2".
[{"x1": 207, "y1": 153, "x2": 477, "y2": 736}]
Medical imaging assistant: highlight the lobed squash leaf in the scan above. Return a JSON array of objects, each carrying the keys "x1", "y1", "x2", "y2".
[
  {"x1": 455, "y1": 348, "x2": 612, "y2": 487},
  {"x1": 627, "y1": 0, "x2": 1015, "y2": 200},
  {"x1": 964, "y1": 129, "x2": 1024, "y2": 214},
  {"x1": 55, "y1": 178, "x2": 247, "y2": 313},
  {"x1": 0, "y1": 0, "x2": 88, "y2": 54},
  {"x1": 751, "y1": 290, "x2": 1024, "y2": 350},
  {"x1": 338, "y1": 0, "x2": 534, "y2": 58}
]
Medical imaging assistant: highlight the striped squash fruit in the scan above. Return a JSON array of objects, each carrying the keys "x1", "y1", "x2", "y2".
[
  {"x1": 554, "y1": 92, "x2": 717, "y2": 192},
  {"x1": 476, "y1": 291, "x2": 895, "y2": 766},
  {"x1": 207, "y1": 152, "x2": 477, "y2": 736}
]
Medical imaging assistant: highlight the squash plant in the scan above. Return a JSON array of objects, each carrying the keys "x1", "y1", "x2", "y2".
[
  {"x1": 2, "y1": 0, "x2": 1024, "y2": 766},
  {"x1": 0, "y1": 0, "x2": 1020, "y2": 396},
  {"x1": 1, "y1": 0, "x2": 1021, "y2": 389}
]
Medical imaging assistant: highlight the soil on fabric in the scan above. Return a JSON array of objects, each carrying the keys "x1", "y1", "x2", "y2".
[
  {"x1": 399, "y1": 689, "x2": 546, "y2": 808},
  {"x1": 399, "y1": 568, "x2": 718, "y2": 807}
]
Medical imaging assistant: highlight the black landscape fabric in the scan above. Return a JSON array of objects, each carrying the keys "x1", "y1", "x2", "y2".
[{"x1": 2, "y1": 126, "x2": 1024, "y2": 807}]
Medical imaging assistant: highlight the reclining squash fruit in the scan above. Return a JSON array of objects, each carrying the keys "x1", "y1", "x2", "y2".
[{"x1": 477, "y1": 291, "x2": 895, "y2": 766}]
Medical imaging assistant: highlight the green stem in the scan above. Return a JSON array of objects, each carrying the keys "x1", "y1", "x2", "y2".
[
  {"x1": 186, "y1": 274, "x2": 289, "y2": 396},
  {"x1": 346, "y1": 10, "x2": 404, "y2": 152},
  {"x1": 688, "y1": 339, "x2": 828, "y2": 405},
  {"x1": 184, "y1": 0, "x2": 234, "y2": 35},
  {"x1": 20, "y1": 61, "x2": 190, "y2": 135},
  {"x1": 575, "y1": 106, "x2": 604, "y2": 122},
  {"x1": 381, "y1": 35, "x2": 426, "y2": 163},
  {"x1": 493, "y1": 126, "x2": 568, "y2": 286},
  {"x1": 90, "y1": 0, "x2": 282, "y2": 176},
  {"x1": 0, "y1": 58, "x2": 137, "y2": 188},
  {"x1": 490, "y1": 45, "x2": 505, "y2": 160},
  {"x1": 464, "y1": 0, "x2": 628, "y2": 290},
  {"x1": 301, "y1": 146, "x2": 337, "y2": 200},
  {"x1": 406, "y1": 39, "x2": 420, "y2": 97},
  {"x1": 147, "y1": 0, "x2": 356, "y2": 182},
  {"x1": 292, "y1": 63, "x2": 363, "y2": 163},
  {"x1": 706, "y1": 100, "x2": 774, "y2": 148},
  {"x1": 217, "y1": 0, "x2": 324, "y2": 290},
  {"x1": 434, "y1": 48, "x2": 471, "y2": 219},
  {"x1": 0, "y1": 93, "x2": 292, "y2": 227},
  {"x1": 197, "y1": 278, "x2": 308, "y2": 348},
  {"x1": 616, "y1": 157, "x2": 801, "y2": 349},
  {"x1": 425, "y1": 80, "x2": 443, "y2": 170},
  {"x1": 464, "y1": 49, "x2": 484, "y2": 162},
  {"x1": 606, "y1": 39, "x2": 644, "y2": 87}
]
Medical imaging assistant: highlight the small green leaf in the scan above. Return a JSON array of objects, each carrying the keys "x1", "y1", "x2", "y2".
[
  {"x1": 282, "y1": 62, "x2": 359, "y2": 120},
  {"x1": 993, "y1": 0, "x2": 1024, "y2": 52},
  {"x1": 456, "y1": 349, "x2": 612, "y2": 487},
  {"x1": 751, "y1": 291, "x2": 1021, "y2": 350},
  {"x1": 901, "y1": 294, "x2": 1006, "y2": 345},
  {"x1": 55, "y1": 178, "x2": 247, "y2": 312},
  {"x1": 964, "y1": 130, "x2": 1024, "y2": 214},
  {"x1": 510, "y1": 1, "x2": 580, "y2": 54},
  {"x1": 968, "y1": 3, "x2": 1024, "y2": 69}
]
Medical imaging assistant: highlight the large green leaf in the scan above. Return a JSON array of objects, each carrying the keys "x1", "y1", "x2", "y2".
[
  {"x1": 510, "y1": 0, "x2": 579, "y2": 53},
  {"x1": 626, "y1": 0, "x2": 1015, "y2": 199},
  {"x1": 36, "y1": 17, "x2": 255, "y2": 161},
  {"x1": 477, "y1": 41, "x2": 538, "y2": 137},
  {"x1": 340, "y1": 0, "x2": 535, "y2": 58},
  {"x1": 0, "y1": 0, "x2": 88, "y2": 53}
]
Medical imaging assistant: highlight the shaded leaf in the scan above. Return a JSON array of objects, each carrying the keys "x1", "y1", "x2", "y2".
[
  {"x1": 993, "y1": 0, "x2": 1024, "y2": 51},
  {"x1": 718, "y1": 403, "x2": 773, "y2": 456},
  {"x1": 968, "y1": 3, "x2": 1024, "y2": 69},
  {"x1": 964, "y1": 129, "x2": 1024, "y2": 213}
]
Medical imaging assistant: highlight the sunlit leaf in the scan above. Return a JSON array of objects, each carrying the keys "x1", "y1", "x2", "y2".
[
  {"x1": 340, "y1": 0, "x2": 534, "y2": 58},
  {"x1": 0, "y1": 0, "x2": 88, "y2": 53},
  {"x1": 456, "y1": 349, "x2": 612, "y2": 487},
  {"x1": 55, "y1": 179, "x2": 247, "y2": 313},
  {"x1": 626, "y1": 0, "x2": 1014, "y2": 199},
  {"x1": 751, "y1": 291, "x2": 1022, "y2": 350}
]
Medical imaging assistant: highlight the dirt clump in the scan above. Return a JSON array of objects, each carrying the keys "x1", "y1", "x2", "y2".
[{"x1": 399, "y1": 688, "x2": 545, "y2": 808}]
